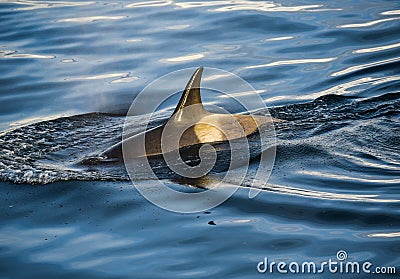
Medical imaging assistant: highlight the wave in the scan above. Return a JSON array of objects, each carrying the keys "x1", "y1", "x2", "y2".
[{"x1": 0, "y1": 93, "x2": 398, "y2": 205}]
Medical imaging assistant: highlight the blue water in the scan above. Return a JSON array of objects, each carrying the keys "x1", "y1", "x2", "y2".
[{"x1": 1, "y1": 0, "x2": 400, "y2": 278}]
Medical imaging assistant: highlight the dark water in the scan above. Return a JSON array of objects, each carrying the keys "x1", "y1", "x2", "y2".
[{"x1": 1, "y1": 0, "x2": 400, "y2": 278}]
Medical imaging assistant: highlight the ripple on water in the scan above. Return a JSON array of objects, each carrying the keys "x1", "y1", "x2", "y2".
[
  {"x1": 9, "y1": 1, "x2": 96, "y2": 11},
  {"x1": 353, "y1": 41, "x2": 400, "y2": 54},
  {"x1": 1, "y1": 50, "x2": 55, "y2": 59},
  {"x1": 174, "y1": 0, "x2": 333, "y2": 13},
  {"x1": 57, "y1": 16, "x2": 127, "y2": 23},
  {"x1": 337, "y1": 17, "x2": 400, "y2": 29},
  {"x1": 160, "y1": 53, "x2": 207, "y2": 63}
]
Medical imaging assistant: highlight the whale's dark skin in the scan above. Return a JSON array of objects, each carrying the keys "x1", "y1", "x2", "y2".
[{"x1": 87, "y1": 67, "x2": 278, "y2": 165}]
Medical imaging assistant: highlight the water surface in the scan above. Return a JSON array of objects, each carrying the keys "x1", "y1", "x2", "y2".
[{"x1": 0, "y1": 0, "x2": 399, "y2": 278}]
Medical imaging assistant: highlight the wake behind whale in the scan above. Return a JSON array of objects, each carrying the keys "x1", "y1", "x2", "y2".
[{"x1": 0, "y1": 90, "x2": 398, "y2": 185}]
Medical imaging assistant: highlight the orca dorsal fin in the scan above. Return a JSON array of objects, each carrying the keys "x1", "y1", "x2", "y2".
[{"x1": 172, "y1": 67, "x2": 207, "y2": 121}]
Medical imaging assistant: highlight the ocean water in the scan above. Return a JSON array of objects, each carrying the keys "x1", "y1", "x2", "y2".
[{"x1": 0, "y1": 0, "x2": 400, "y2": 278}]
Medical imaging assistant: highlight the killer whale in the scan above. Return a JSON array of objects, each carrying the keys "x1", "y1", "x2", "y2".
[{"x1": 85, "y1": 67, "x2": 277, "y2": 168}]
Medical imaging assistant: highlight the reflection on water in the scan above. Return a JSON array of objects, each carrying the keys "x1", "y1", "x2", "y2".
[
  {"x1": 126, "y1": 1, "x2": 173, "y2": 8},
  {"x1": 354, "y1": 42, "x2": 400, "y2": 54},
  {"x1": 7, "y1": 0, "x2": 95, "y2": 11},
  {"x1": 331, "y1": 57, "x2": 400, "y2": 77},
  {"x1": 165, "y1": 24, "x2": 191, "y2": 30},
  {"x1": 337, "y1": 17, "x2": 400, "y2": 28},
  {"x1": 257, "y1": 182, "x2": 399, "y2": 203},
  {"x1": 382, "y1": 9, "x2": 400, "y2": 15},
  {"x1": 57, "y1": 15, "x2": 127, "y2": 23},
  {"x1": 1, "y1": 50, "x2": 55, "y2": 59},
  {"x1": 243, "y1": 57, "x2": 337, "y2": 69},
  {"x1": 0, "y1": 0, "x2": 399, "y2": 277},
  {"x1": 261, "y1": 36, "x2": 294, "y2": 42},
  {"x1": 174, "y1": 0, "x2": 327, "y2": 12},
  {"x1": 126, "y1": 38, "x2": 143, "y2": 43},
  {"x1": 65, "y1": 72, "x2": 131, "y2": 81},
  {"x1": 160, "y1": 53, "x2": 207, "y2": 63},
  {"x1": 368, "y1": 232, "x2": 400, "y2": 238}
]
